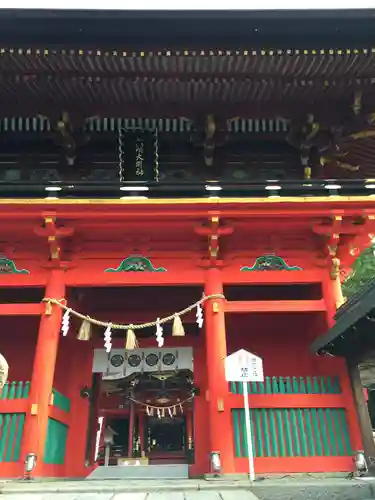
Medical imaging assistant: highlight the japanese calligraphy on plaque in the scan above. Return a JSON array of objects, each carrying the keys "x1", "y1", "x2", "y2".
[{"x1": 118, "y1": 129, "x2": 158, "y2": 182}]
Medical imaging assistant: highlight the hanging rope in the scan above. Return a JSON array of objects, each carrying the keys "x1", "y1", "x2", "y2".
[
  {"x1": 42, "y1": 293, "x2": 224, "y2": 331},
  {"x1": 127, "y1": 395, "x2": 194, "y2": 411}
]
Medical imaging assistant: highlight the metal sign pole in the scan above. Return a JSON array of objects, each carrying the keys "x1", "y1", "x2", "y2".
[{"x1": 242, "y1": 380, "x2": 255, "y2": 483}]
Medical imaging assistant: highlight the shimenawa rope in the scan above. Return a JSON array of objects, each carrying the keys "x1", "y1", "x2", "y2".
[{"x1": 42, "y1": 293, "x2": 224, "y2": 331}]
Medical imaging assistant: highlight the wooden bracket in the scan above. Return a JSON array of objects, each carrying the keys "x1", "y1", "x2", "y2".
[
  {"x1": 195, "y1": 215, "x2": 233, "y2": 266},
  {"x1": 34, "y1": 214, "x2": 74, "y2": 266}
]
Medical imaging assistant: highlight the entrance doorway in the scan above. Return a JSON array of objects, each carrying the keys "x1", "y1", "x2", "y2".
[
  {"x1": 98, "y1": 416, "x2": 130, "y2": 466},
  {"x1": 148, "y1": 416, "x2": 185, "y2": 452},
  {"x1": 147, "y1": 416, "x2": 187, "y2": 463},
  {"x1": 109, "y1": 417, "x2": 130, "y2": 453}
]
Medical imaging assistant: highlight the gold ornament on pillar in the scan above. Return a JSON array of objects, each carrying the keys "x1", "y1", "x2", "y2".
[
  {"x1": 330, "y1": 257, "x2": 345, "y2": 309},
  {"x1": 330, "y1": 257, "x2": 340, "y2": 280},
  {"x1": 77, "y1": 319, "x2": 92, "y2": 341},
  {"x1": 172, "y1": 315, "x2": 185, "y2": 336}
]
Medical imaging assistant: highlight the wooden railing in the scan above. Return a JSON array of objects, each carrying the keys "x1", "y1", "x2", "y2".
[
  {"x1": 229, "y1": 376, "x2": 341, "y2": 395},
  {"x1": 1, "y1": 381, "x2": 30, "y2": 400},
  {"x1": 229, "y1": 375, "x2": 355, "y2": 473}
]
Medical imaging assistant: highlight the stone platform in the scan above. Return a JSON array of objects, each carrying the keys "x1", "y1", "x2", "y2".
[
  {"x1": 0, "y1": 476, "x2": 374, "y2": 500},
  {"x1": 86, "y1": 464, "x2": 189, "y2": 480}
]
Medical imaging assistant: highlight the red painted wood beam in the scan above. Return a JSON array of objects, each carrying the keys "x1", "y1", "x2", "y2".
[
  {"x1": 0, "y1": 462, "x2": 24, "y2": 478},
  {"x1": 224, "y1": 299, "x2": 326, "y2": 313},
  {"x1": 314, "y1": 221, "x2": 375, "y2": 236},
  {"x1": 0, "y1": 276, "x2": 47, "y2": 287},
  {"x1": 228, "y1": 393, "x2": 344, "y2": 408},
  {"x1": 222, "y1": 270, "x2": 325, "y2": 284},
  {"x1": 65, "y1": 270, "x2": 205, "y2": 286},
  {"x1": 0, "y1": 303, "x2": 44, "y2": 316},
  {"x1": 235, "y1": 457, "x2": 353, "y2": 474},
  {"x1": 0, "y1": 399, "x2": 29, "y2": 413},
  {"x1": 0, "y1": 199, "x2": 375, "y2": 220},
  {"x1": 100, "y1": 408, "x2": 131, "y2": 416}
]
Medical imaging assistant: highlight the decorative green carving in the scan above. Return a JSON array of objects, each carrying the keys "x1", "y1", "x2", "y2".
[
  {"x1": 105, "y1": 256, "x2": 167, "y2": 273},
  {"x1": 240, "y1": 254, "x2": 302, "y2": 272},
  {"x1": 0, "y1": 256, "x2": 29, "y2": 275}
]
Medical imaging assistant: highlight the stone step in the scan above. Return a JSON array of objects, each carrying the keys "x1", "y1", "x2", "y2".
[
  {"x1": 86, "y1": 464, "x2": 189, "y2": 480},
  {"x1": 0, "y1": 493, "x2": 260, "y2": 500}
]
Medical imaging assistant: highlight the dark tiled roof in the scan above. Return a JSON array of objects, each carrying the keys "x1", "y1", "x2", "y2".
[
  {"x1": 311, "y1": 279, "x2": 375, "y2": 357},
  {"x1": 335, "y1": 276, "x2": 375, "y2": 320}
]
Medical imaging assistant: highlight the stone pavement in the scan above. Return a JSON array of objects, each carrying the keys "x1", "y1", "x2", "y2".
[
  {"x1": 0, "y1": 477, "x2": 375, "y2": 500},
  {"x1": 0, "y1": 493, "x2": 259, "y2": 500}
]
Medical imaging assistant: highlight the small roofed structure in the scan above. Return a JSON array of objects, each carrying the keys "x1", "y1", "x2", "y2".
[
  {"x1": 311, "y1": 277, "x2": 375, "y2": 361},
  {"x1": 311, "y1": 279, "x2": 375, "y2": 462}
]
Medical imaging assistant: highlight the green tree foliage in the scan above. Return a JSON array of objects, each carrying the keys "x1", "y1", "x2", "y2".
[{"x1": 342, "y1": 244, "x2": 375, "y2": 298}]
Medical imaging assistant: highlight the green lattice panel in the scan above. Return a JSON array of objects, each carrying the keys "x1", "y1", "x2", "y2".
[
  {"x1": 229, "y1": 376, "x2": 341, "y2": 395},
  {"x1": 44, "y1": 418, "x2": 68, "y2": 464},
  {"x1": 232, "y1": 407, "x2": 351, "y2": 458},
  {"x1": 1, "y1": 381, "x2": 30, "y2": 400},
  {"x1": 0, "y1": 413, "x2": 25, "y2": 462},
  {"x1": 0, "y1": 381, "x2": 29, "y2": 462},
  {"x1": 52, "y1": 389, "x2": 71, "y2": 413}
]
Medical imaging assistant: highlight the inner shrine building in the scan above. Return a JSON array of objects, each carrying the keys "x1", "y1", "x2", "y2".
[{"x1": 0, "y1": 8, "x2": 375, "y2": 480}]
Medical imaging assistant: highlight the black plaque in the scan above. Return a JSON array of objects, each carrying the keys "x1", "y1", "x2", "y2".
[{"x1": 118, "y1": 129, "x2": 157, "y2": 182}]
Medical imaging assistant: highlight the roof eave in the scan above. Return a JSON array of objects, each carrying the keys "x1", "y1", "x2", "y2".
[{"x1": 310, "y1": 286, "x2": 375, "y2": 355}]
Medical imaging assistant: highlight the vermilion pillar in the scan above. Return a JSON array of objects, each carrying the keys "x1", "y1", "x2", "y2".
[
  {"x1": 21, "y1": 269, "x2": 65, "y2": 475},
  {"x1": 204, "y1": 268, "x2": 235, "y2": 474}
]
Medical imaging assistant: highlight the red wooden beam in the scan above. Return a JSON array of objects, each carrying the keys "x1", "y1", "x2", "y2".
[
  {"x1": 0, "y1": 275, "x2": 47, "y2": 287},
  {"x1": 0, "y1": 303, "x2": 44, "y2": 316},
  {"x1": 0, "y1": 399, "x2": 28, "y2": 413},
  {"x1": 0, "y1": 198, "x2": 375, "y2": 220},
  {"x1": 0, "y1": 462, "x2": 24, "y2": 478},
  {"x1": 65, "y1": 269, "x2": 205, "y2": 286},
  {"x1": 235, "y1": 457, "x2": 353, "y2": 474},
  {"x1": 222, "y1": 270, "x2": 325, "y2": 284},
  {"x1": 224, "y1": 299, "x2": 326, "y2": 314},
  {"x1": 228, "y1": 393, "x2": 344, "y2": 408}
]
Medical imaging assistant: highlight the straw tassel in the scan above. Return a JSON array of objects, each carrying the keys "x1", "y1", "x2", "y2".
[
  {"x1": 77, "y1": 319, "x2": 92, "y2": 341},
  {"x1": 44, "y1": 301, "x2": 52, "y2": 316},
  {"x1": 172, "y1": 315, "x2": 185, "y2": 337},
  {"x1": 125, "y1": 328, "x2": 137, "y2": 350}
]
